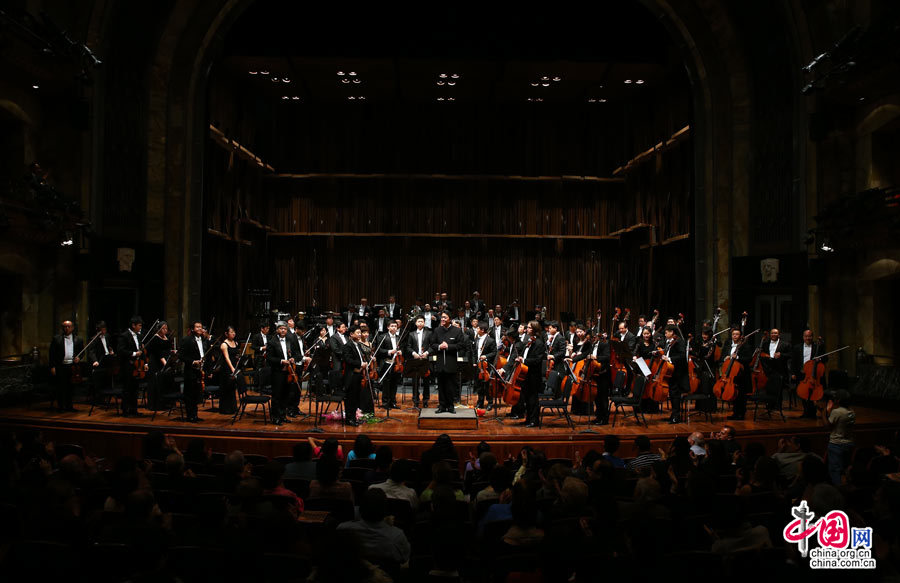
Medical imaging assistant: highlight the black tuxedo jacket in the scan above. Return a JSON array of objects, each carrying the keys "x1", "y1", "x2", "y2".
[
  {"x1": 266, "y1": 335, "x2": 295, "y2": 369},
  {"x1": 376, "y1": 332, "x2": 403, "y2": 361},
  {"x1": 117, "y1": 330, "x2": 143, "y2": 366},
  {"x1": 790, "y1": 341, "x2": 827, "y2": 380},
  {"x1": 760, "y1": 338, "x2": 791, "y2": 377},
  {"x1": 178, "y1": 335, "x2": 211, "y2": 381},
  {"x1": 573, "y1": 339, "x2": 610, "y2": 369},
  {"x1": 49, "y1": 334, "x2": 84, "y2": 368},
  {"x1": 384, "y1": 304, "x2": 401, "y2": 320},
  {"x1": 430, "y1": 324, "x2": 464, "y2": 373},
  {"x1": 473, "y1": 334, "x2": 497, "y2": 365},
  {"x1": 618, "y1": 331, "x2": 637, "y2": 353},
  {"x1": 546, "y1": 333, "x2": 567, "y2": 372},
  {"x1": 373, "y1": 316, "x2": 390, "y2": 335},
  {"x1": 407, "y1": 328, "x2": 432, "y2": 356},
  {"x1": 342, "y1": 340, "x2": 365, "y2": 370},
  {"x1": 329, "y1": 332, "x2": 349, "y2": 362},
  {"x1": 250, "y1": 332, "x2": 269, "y2": 351},
  {"x1": 88, "y1": 333, "x2": 116, "y2": 365},
  {"x1": 663, "y1": 338, "x2": 688, "y2": 382},
  {"x1": 519, "y1": 336, "x2": 546, "y2": 378},
  {"x1": 720, "y1": 339, "x2": 754, "y2": 369}
]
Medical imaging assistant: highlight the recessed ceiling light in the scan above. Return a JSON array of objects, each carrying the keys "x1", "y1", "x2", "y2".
[
  {"x1": 348, "y1": 96, "x2": 356, "y2": 100},
  {"x1": 359, "y1": 96, "x2": 366, "y2": 100},
  {"x1": 531, "y1": 83, "x2": 539, "y2": 87},
  {"x1": 439, "y1": 73, "x2": 448, "y2": 78},
  {"x1": 552, "y1": 77, "x2": 561, "y2": 82},
  {"x1": 448, "y1": 97, "x2": 455, "y2": 101},
  {"x1": 249, "y1": 70, "x2": 258, "y2": 75},
  {"x1": 337, "y1": 71, "x2": 345, "y2": 76},
  {"x1": 271, "y1": 77, "x2": 279, "y2": 82},
  {"x1": 282, "y1": 78, "x2": 290, "y2": 83},
  {"x1": 447, "y1": 82, "x2": 455, "y2": 86},
  {"x1": 342, "y1": 78, "x2": 350, "y2": 84},
  {"x1": 260, "y1": 70, "x2": 269, "y2": 75},
  {"x1": 541, "y1": 76, "x2": 549, "y2": 81},
  {"x1": 635, "y1": 79, "x2": 645, "y2": 85},
  {"x1": 599, "y1": 98, "x2": 607, "y2": 102},
  {"x1": 352, "y1": 78, "x2": 361, "y2": 84},
  {"x1": 588, "y1": 98, "x2": 596, "y2": 103},
  {"x1": 32, "y1": 84, "x2": 39, "y2": 89},
  {"x1": 437, "y1": 81, "x2": 445, "y2": 86},
  {"x1": 451, "y1": 74, "x2": 459, "y2": 79},
  {"x1": 541, "y1": 83, "x2": 550, "y2": 87},
  {"x1": 437, "y1": 97, "x2": 445, "y2": 101},
  {"x1": 348, "y1": 71, "x2": 357, "y2": 76},
  {"x1": 282, "y1": 96, "x2": 289, "y2": 100},
  {"x1": 292, "y1": 96, "x2": 300, "y2": 100}
]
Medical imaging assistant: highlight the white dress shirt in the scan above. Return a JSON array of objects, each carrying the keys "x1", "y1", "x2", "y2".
[{"x1": 63, "y1": 335, "x2": 74, "y2": 364}]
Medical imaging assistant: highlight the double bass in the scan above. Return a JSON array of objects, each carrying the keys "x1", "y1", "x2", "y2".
[
  {"x1": 569, "y1": 335, "x2": 603, "y2": 403},
  {"x1": 748, "y1": 330, "x2": 770, "y2": 395},
  {"x1": 686, "y1": 333, "x2": 702, "y2": 393},
  {"x1": 713, "y1": 329, "x2": 760, "y2": 401}
]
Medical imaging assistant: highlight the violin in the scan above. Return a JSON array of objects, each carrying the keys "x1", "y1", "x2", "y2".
[
  {"x1": 646, "y1": 345, "x2": 674, "y2": 402},
  {"x1": 133, "y1": 347, "x2": 148, "y2": 379},
  {"x1": 712, "y1": 329, "x2": 759, "y2": 401}
]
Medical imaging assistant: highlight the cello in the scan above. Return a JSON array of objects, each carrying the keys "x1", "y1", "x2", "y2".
[
  {"x1": 748, "y1": 330, "x2": 770, "y2": 394},
  {"x1": 712, "y1": 329, "x2": 759, "y2": 401},
  {"x1": 646, "y1": 345, "x2": 674, "y2": 403},
  {"x1": 686, "y1": 333, "x2": 702, "y2": 393},
  {"x1": 796, "y1": 343, "x2": 850, "y2": 402},
  {"x1": 502, "y1": 336, "x2": 532, "y2": 407}
]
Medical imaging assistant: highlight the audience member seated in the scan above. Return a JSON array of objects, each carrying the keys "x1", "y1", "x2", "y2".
[
  {"x1": 736, "y1": 456, "x2": 781, "y2": 497},
  {"x1": 708, "y1": 495, "x2": 772, "y2": 554},
  {"x1": 475, "y1": 465, "x2": 512, "y2": 504},
  {"x1": 309, "y1": 457, "x2": 353, "y2": 503},
  {"x1": 306, "y1": 530, "x2": 393, "y2": 583},
  {"x1": 420, "y1": 461, "x2": 465, "y2": 503},
  {"x1": 309, "y1": 436, "x2": 344, "y2": 462},
  {"x1": 501, "y1": 481, "x2": 544, "y2": 549},
  {"x1": 183, "y1": 437, "x2": 212, "y2": 470},
  {"x1": 364, "y1": 446, "x2": 392, "y2": 485},
  {"x1": 284, "y1": 441, "x2": 317, "y2": 481},
  {"x1": 419, "y1": 434, "x2": 458, "y2": 483},
  {"x1": 220, "y1": 450, "x2": 251, "y2": 493},
  {"x1": 369, "y1": 458, "x2": 418, "y2": 511},
  {"x1": 466, "y1": 451, "x2": 497, "y2": 494},
  {"x1": 337, "y1": 488, "x2": 411, "y2": 565},
  {"x1": 261, "y1": 460, "x2": 304, "y2": 511},
  {"x1": 602, "y1": 435, "x2": 626, "y2": 468},
  {"x1": 346, "y1": 434, "x2": 377, "y2": 467},
  {"x1": 142, "y1": 430, "x2": 176, "y2": 462},
  {"x1": 627, "y1": 435, "x2": 661, "y2": 473}
]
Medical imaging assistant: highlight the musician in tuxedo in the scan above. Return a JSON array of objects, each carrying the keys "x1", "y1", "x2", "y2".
[
  {"x1": 472, "y1": 322, "x2": 498, "y2": 409},
  {"x1": 177, "y1": 320, "x2": 210, "y2": 423},
  {"x1": 759, "y1": 328, "x2": 791, "y2": 405},
  {"x1": 566, "y1": 322, "x2": 578, "y2": 346},
  {"x1": 251, "y1": 322, "x2": 270, "y2": 368},
  {"x1": 342, "y1": 325, "x2": 366, "y2": 425},
  {"x1": 285, "y1": 328, "x2": 308, "y2": 418},
  {"x1": 266, "y1": 321, "x2": 294, "y2": 426},
  {"x1": 323, "y1": 315, "x2": 336, "y2": 337},
  {"x1": 49, "y1": 320, "x2": 84, "y2": 412},
  {"x1": 572, "y1": 328, "x2": 611, "y2": 424},
  {"x1": 87, "y1": 320, "x2": 116, "y2": 393},
  {"x1": 489, "y1": 316, "x2": 506, "y2": 348},
  {"x1": 376, "y1": 321, "x2": 403, "y2": 409},
  {"x1": 117, "y1": 316, "x2": 146, "y2": 417},
  {"x1": 430, "y1": 312, "x2": 464, "y2": 414},
  {"x1": 373, "y1": 308, "x2": 390, "y2": 335},
  {"x1": 407, "y1": 316, "x2": 432, "y2": 408},
  {"x1": 791, "y1": 329, "x2": 827, "y2": 419},
  {"x1": 660, "y1": 325, "x2": 688, "y2": 424},
  {"x1": 385, "y1": 296, "x2": 401, "y2": 321},
  {"x1": 505, "y1": 299, "x2": 521, "y2": 327},
  {"x1": 720, "y1": 327, "x2": 755, "y2": 420},
  {"x1": 421, "y1": 304, "x2": 437, "y2": 329},
  {"x1": 471, "y1": 291, "x2": 485, "y2": 320},
  {"x1": 511, "y1": 321, "x2": 546, "y2": 428},
  {"x1": 462, "y1": 301, "x2": 477, "y2": 324},
  {"x1": 617, "y1": 321, "x2": 637, "y2": 353},
  {"x1": 440, "y1": 292, "x2": 453, "y2": 313},
  {"x1": 544, "y1": 321, "x2": 567, "y2": 399},
  {"x1": 352, "y1": 298, "x2": 371, "y2": 326},
  {"x1": 328, "y1": 321, "x2": 349, "y2": 391}
]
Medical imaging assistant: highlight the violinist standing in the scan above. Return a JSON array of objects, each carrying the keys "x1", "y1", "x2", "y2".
[
  {"x1": 49, "y1": 319, "x2": 84, "y2": 412},
  {"x1": 473, "y1": 321, "x2": 497, "y2": 409},
  {"x1": 376, "y1": 321, "x2": 403, "y2": 410},
  {"x1": 662, "y1": 325, "x2": 688, "y2": 424},
  {"x1": 760, "y1": 328, "x2": 790, "y2": 410},
  {"x1": 267, "y1": 321, "x2": 293, "y2": 426},
  {"x1": 145, "y1": 321, "x2": 173, "y2": 411},
  {"x1": 341, "y1": 325, "x2": 366, "y2": 425},
  {"x1": 117, "y1": 316, "x2": 145, "y2": 417},
  {"x1": 87, "y1": 320, "x2": 115, "y2": 394},
  {"x1": 285, "y1": 328, "x2": 306, "y2": 418},
  {"x1": 177, "y1": 320, "x2": 209, "y2": 423},
  {"x1": 407, "y1": 316, "x2": 432, "y2": 408},
  {"x1": 545, "y1": 321, "x2": 567, "y2": 398},
  {"x1": 791, "y1": 329, "x2": 826, "y2": 419},
  {"x1": 513, "y1": 321, "x2": 546, "y2": 428},
  {"x1": 218, "y1": 326, "x2": 241, "y2": 416},
  {"x1": 720, "y1": 327, "x2": 754, "y2": 420},
  {"x1": 430, "y1": 312, "x2": 464, "y2": 414}
]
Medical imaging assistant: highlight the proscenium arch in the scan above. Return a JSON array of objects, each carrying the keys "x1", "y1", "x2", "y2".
[{"x1": 149, "y1": 0, "x2": 753, "y2": 329}]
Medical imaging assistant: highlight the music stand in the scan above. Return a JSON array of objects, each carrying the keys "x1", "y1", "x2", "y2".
[
  {"x1": 482, "y1": 363, "x2": 506, "y2": 424},
  {"x1": 372, "y1": 361, "x2": 401, "y2": 424},
  {"x1": 403, "y1": 358, "x2": 429, "y2": 413}
]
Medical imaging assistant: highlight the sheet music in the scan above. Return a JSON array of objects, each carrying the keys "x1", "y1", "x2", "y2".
[{"x1": 635, "y1": 358, "x2": 652, "y2": 378}]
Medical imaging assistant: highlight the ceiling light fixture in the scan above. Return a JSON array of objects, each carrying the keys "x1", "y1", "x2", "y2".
[
  {"x1": 342, "y1": 78, "x2": 350, "y2": 84},
  {"x1": 352, "y1": 78, "x2": 360, "y2": 84},
  {"x1": 359, "y1": 96, "x2": 366, "y2": 100},
  {"x1": 451, "y1": 74, "x2": 459, "y2": 79},
  {"x1": 439, "y1": 73, "x2": 448, "y2": 78},
  {"x1": 541, "y1": 76, "x2": 549, "y2": 81},
  {"x1": 282, "y1": 78, "x2": 290, "y2": 83},
  {"x1": 337, "y1": 71, "x2": 345, "y2": 76},
  {"x1": 292, "y1": 96, "x2": 300, "y2": 100},
  {"x1": 260, "y1": 70, "x2": 269, "y2": 75},
  {"x1": 447, "y1": 81, "x2": 455, "y2": 86},
  {"x1": 635, "y1": 79, "x2": 645, "y2": 85},
  {"x1": 348, "y1": 96, "x2": 356, "y2": 100},
  {"x1": 531, "y1": 82, "x2": 539, "y2": 87},
  {"x1": 447, "y1": 97, "x2": 455, "y2": 101},
  {"x1": 271, "y1": 77, "x2": 279, "y2": 82},
  {"x1": 552, "y1": 76, "x2": 561, "y2": 82},
  {"x1": 437, "y1": 97, "x2": 445, "y2": 101},
  {"x1": 542, "y1": 83, "x2": 550, "y2": 87},
  {"x1": 32, "y1": 84, "x2": 40, "y2": 89},
  {"x1": 624, "y1": 79, "x2": 632, "y2": 84},
  {"x1": 249, "y1": 70, "x2": 258, "y2": 75},
  {"x1": 437, "y1": 81, "x2": 445, "y2": 86},
  {"x1": 282, "y1": 96, "x2": 289, "y2": 100},
  {"x1": 348, "y1": 71, "x2": 357, "y2": 76}
]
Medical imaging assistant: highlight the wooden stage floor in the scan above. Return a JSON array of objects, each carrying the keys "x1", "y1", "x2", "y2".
[{"x1": 2, "y1": 397, "x2": 898, "y2": 461}]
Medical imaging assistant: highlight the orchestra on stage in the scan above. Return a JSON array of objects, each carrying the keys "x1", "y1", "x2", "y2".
[{"x1": 49, "y1": 292, "x2": 843, "y2": 429}]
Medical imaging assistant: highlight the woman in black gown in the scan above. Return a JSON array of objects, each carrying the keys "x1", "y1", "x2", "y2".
[
  {"x1": 218, "y1": 325, "x2": 240, "y2": 415},
  {"x1": 145, "y1": 321, "x2": 173, "y2": 410}
]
